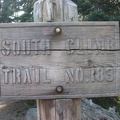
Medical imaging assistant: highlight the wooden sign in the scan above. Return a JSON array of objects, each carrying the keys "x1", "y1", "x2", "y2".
[{"x1": 0, "y1": 22, "x2": 119, "y2": 99}]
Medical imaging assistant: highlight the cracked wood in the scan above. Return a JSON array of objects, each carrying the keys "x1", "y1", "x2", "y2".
[{"x1": 0, "y1": 22, "x2": 119, "y2": 99}]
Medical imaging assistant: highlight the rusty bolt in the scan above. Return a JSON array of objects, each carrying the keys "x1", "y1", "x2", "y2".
[
  {"x1": 54, "y1": 27, "x2": 62, "y2": 35},
  {"x1": 56, "y1": 86, "x2": 64, "y2": 93}
]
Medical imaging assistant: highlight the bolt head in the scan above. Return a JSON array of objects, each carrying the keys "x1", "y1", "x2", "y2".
[
  {"x1": 56, "y1": 86, "x2": 64, "y2": 93},
  {"x1": 54, "y1": 27, "x2": 62, "y2": 35}
]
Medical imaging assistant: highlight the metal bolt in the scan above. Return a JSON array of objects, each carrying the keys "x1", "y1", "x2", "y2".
[
  {"x1": 56, "y1": 86, "x2": 64, "y2": 93},
  {"x1": 54, "y1": 27, "x2": 62, "y2": 35}
]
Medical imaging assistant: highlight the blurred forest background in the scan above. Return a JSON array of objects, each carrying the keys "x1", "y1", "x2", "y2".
[
  {"x1": 0, "y1": 0, "x2": 120, "y2": 114},
  {"x1": 0, "y1": 0, "x2": 120, "y2": 23}
]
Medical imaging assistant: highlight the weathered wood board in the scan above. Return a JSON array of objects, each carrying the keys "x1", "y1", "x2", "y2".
[{"x1": 0, "y1": 22, "x2": 119, "y2": 99}]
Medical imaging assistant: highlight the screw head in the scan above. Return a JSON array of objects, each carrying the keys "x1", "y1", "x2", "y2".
[
  {"x1": 54, "y1": 27, "x2": 62, "y2": 35},
  {"x1": 56, "y1": 86, "x2": 64, "y2": 93}
]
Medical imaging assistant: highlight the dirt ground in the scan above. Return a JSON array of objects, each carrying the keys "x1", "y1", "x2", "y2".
[{"x1": 0, "y1": 100, "x2": 27, "y2": 120}]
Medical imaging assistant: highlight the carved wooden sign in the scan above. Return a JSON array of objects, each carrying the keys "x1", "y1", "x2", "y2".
[{"x1": 0, "y1": 22, "x2": 119, "y2": 99}]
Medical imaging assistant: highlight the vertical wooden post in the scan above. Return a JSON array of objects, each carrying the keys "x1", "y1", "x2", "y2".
[
  {"x1": 34, "y1": 0, "x2": 81, "y2": 120},
  {"x1": 37, "y1": 99, "x2": 81, "y2": 120},
  {"x1": 33, "y1": 0, "x2": 78, "y2": 22}
]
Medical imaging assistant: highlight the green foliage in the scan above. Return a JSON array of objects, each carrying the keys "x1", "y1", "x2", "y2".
[
  {"x1": 77, "y1": 0, "x2": 92, "y2": 15},
  {"x1": 87, "y1": 9, "x2": 109, "y2": 21},
  {"x1": 73, "y1": 0, "x2": 120, "y2": 22},
  {"x1": 0, "y1": 0, "x2": 34, "y2": 23},
  {"x1": 92, "y1": 97, "x2": 120, "y2": 114},
  {"x1": 23, "y1": 100, "x2": 36, "y2": 109},
  {"x1": 15, "y1": 0, "x2": 34, "y2": 22},
  {"x1": 0, "y1": 0, "x2": 17, "y2": 22}
]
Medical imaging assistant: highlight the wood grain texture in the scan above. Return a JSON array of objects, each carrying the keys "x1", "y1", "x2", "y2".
[
  {"x1": 0, "y1": 22, "x2": 119, "y2": 99},
  {"x1": 38, "y1": 99, "x2": 56, "y2": 120},
  {"x1": 56, "y1": 99, "x2": 81, "y2": 120},
  {"x1": 33, "y1": 0, "x2": 78, "y2": 22},
  {"x1": 37, "y1": 99, "x2": 81, "y2": 120},
  {"x1": 117, "y1": 52, "x2": 120, "y2": 95}
]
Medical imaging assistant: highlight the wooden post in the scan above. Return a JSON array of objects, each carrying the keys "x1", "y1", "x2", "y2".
[
  {"x1": 37, "y1": 99, "x2": 81, "y2": 120},
  {"x1": 33, "y1": 0, "x2": 81, "y2": 120},
  {"x1": 33, "y1": 0, "x2": 78, "y2": 22}
]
